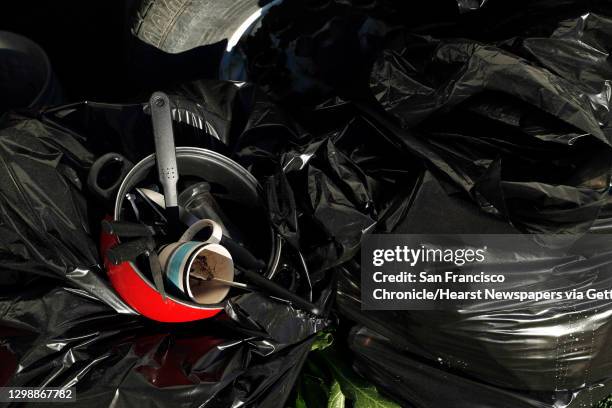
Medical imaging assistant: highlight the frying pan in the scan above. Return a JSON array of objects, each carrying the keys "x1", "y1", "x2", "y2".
[{"x1": 101, "y1": 147, "x2": 281, "y2": 322}]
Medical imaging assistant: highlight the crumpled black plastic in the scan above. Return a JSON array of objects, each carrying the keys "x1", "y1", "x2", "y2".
[
  {"x1": 230, "y1": 99, "x2": 420, "y2": 279},
  {"x1": 0, "y1": 85, "x2": 332, "y2": 407},
  {"x1": 333, "y1": 4, "x2": 612, "y2": 408},
  {"x1": 338, "y1": 230, "x2": 612, "y2": 407},
  {"x1": 224, "y1": 1, "x2": 612, "y2": 407},
  {"x1": 237, "y1": 0, "x2": 612, "y2": 238},
  {"x1": 4, "y1": 1, "x2": 612, "y2": 407},
  {"x1": 333, "y1": 172, "x2": 612, "y2": 405},
  {"x1": 369, "y1": 13, "x2": 612, "y2": 235}
]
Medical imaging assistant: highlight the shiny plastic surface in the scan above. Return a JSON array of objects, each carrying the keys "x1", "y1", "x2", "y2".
[
  {"x1": 3, "y1": 1, "x2": 612, "y2": 406},
  {"x1": 233, "y1": 1, "x2": 612, "y2": 406},
  {"x1": 0, "y1": 90, "x2": 331, "y2": 407}
]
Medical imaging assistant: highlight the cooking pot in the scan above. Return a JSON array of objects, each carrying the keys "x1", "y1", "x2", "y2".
[{"x1": 100, "y1": 147, "x2": 281, "y2": 322}]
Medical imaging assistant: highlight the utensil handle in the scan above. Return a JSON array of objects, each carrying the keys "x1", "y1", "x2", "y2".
[
  {"x1": 150, "y1": 92, "x2": 178, "y2": 208},
  {"x1": 102, "y1": 220, "x2": 153, "y2": 237},
  {"x1": 220, "y1": 236, "x2": 266, "y2": 271},
  {"x1": 87, "y1": 153, "x2": 133, "y2": 203},
  {"x1": 148, "y1": 249, "x2": 166, "y2": 300},
  {"x1": 107, "y1": 238, "x2": 152, "y2": 265},
  {"x1": 238, "y1": 267, "x2": 321, "y2": 316}
]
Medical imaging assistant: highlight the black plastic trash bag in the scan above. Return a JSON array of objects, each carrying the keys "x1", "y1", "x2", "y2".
[
  {"x1": 4, "y1": 1, "x2": 612, "y2": 408},
  {"x1": 369, "y1": 13, "x2": 612, "y2": 235},
  {"x1": 0, "y1": 82, "x2": 333, "y2": 407},
  {"x1": 348, "y1": 325, "x2": 612, "y2": 408},
  {"x1": 231, "y1": 101, "x2": 421, "y2": 278},
  {"x1": 329, "y1": 5, "x2": 612, "y2": 407},
  {"x1": 216, "y1": 1, "x2": 612, "y2": 407},
  {"x1": 234, "y1": 0, "x2": 612, "y2": 235},
  {"x1": 338, "y1": 233, "x2": 612, "y2": 407}
]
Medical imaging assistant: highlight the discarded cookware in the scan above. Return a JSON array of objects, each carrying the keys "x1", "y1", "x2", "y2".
[
  {"x1": 87, "y1": 152, "x2": 134, "y2": 205},
  {"x1": 102, "y1": 220, "x2": 168, "y2": 300},
  {"x1": 102, "y1": 147, "x2": 282, "y2": 322},
  {"x1": 150, "y1": 91, "x2": 181, "y2": 239},
  {"x1": 159, "y1": 219, "x2": 321, "y2": 314}
]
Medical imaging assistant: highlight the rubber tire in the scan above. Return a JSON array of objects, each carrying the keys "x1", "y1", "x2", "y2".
[{"x1": 132, "y1": 0, "x2": 261, "y2": 53}]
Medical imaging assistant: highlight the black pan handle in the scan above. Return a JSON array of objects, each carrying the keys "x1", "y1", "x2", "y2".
[
  {"x1": 87, "y1": 153, "x2": 134, "y2": 203},
  {"x1": 220, "y1": 236, "x2": 266, "y2": 272},
  {"x1": 107, "y1": 238, "x2": 152, "y2": 265},
  {"x1": 102, "y1": 220, "x2": 154, "y2": 238},
  {"x1": 238, "y1": 267, "x2": 321, "y2": 316}
]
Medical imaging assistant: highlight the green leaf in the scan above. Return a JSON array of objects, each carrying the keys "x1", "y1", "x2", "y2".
[
  {"x1": 327, "y1": 381, "x2": 346, "y2": 408},
  {"x1": 300, "y1": 373, "x2": 330, "y2": 408},
  {"x1": 290, "y1": 332, "x2": 400, "y2": 408},
  {"x1": 351, "y1": 384, "x2": 399, "y2": 408},
  {"x1": 295, "y1": 391, "x2": 307, "y2": 408},
  {"x1": 322, "y1": 348, "x2": 400, "y2": 408},
  {"x1": 596, "y1": 395, "x2": 612, "y2": 408},
  {"x1": 311, "y1": 331, "x2": 333, "y2": 351}
]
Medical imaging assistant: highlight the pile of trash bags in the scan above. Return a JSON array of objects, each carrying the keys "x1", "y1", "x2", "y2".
[{"x1": 3, "y1": 0, "x2": 612, "y2": 407}]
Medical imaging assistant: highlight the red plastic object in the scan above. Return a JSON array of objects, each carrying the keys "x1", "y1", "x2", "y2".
[{"x1": 100, "y1": 221, "x2": 223, "y2": 323}]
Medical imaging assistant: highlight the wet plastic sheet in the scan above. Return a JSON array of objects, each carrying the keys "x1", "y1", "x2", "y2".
[{"x1": 0, "y1": 87, "x2": 332, "y2": 407}]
